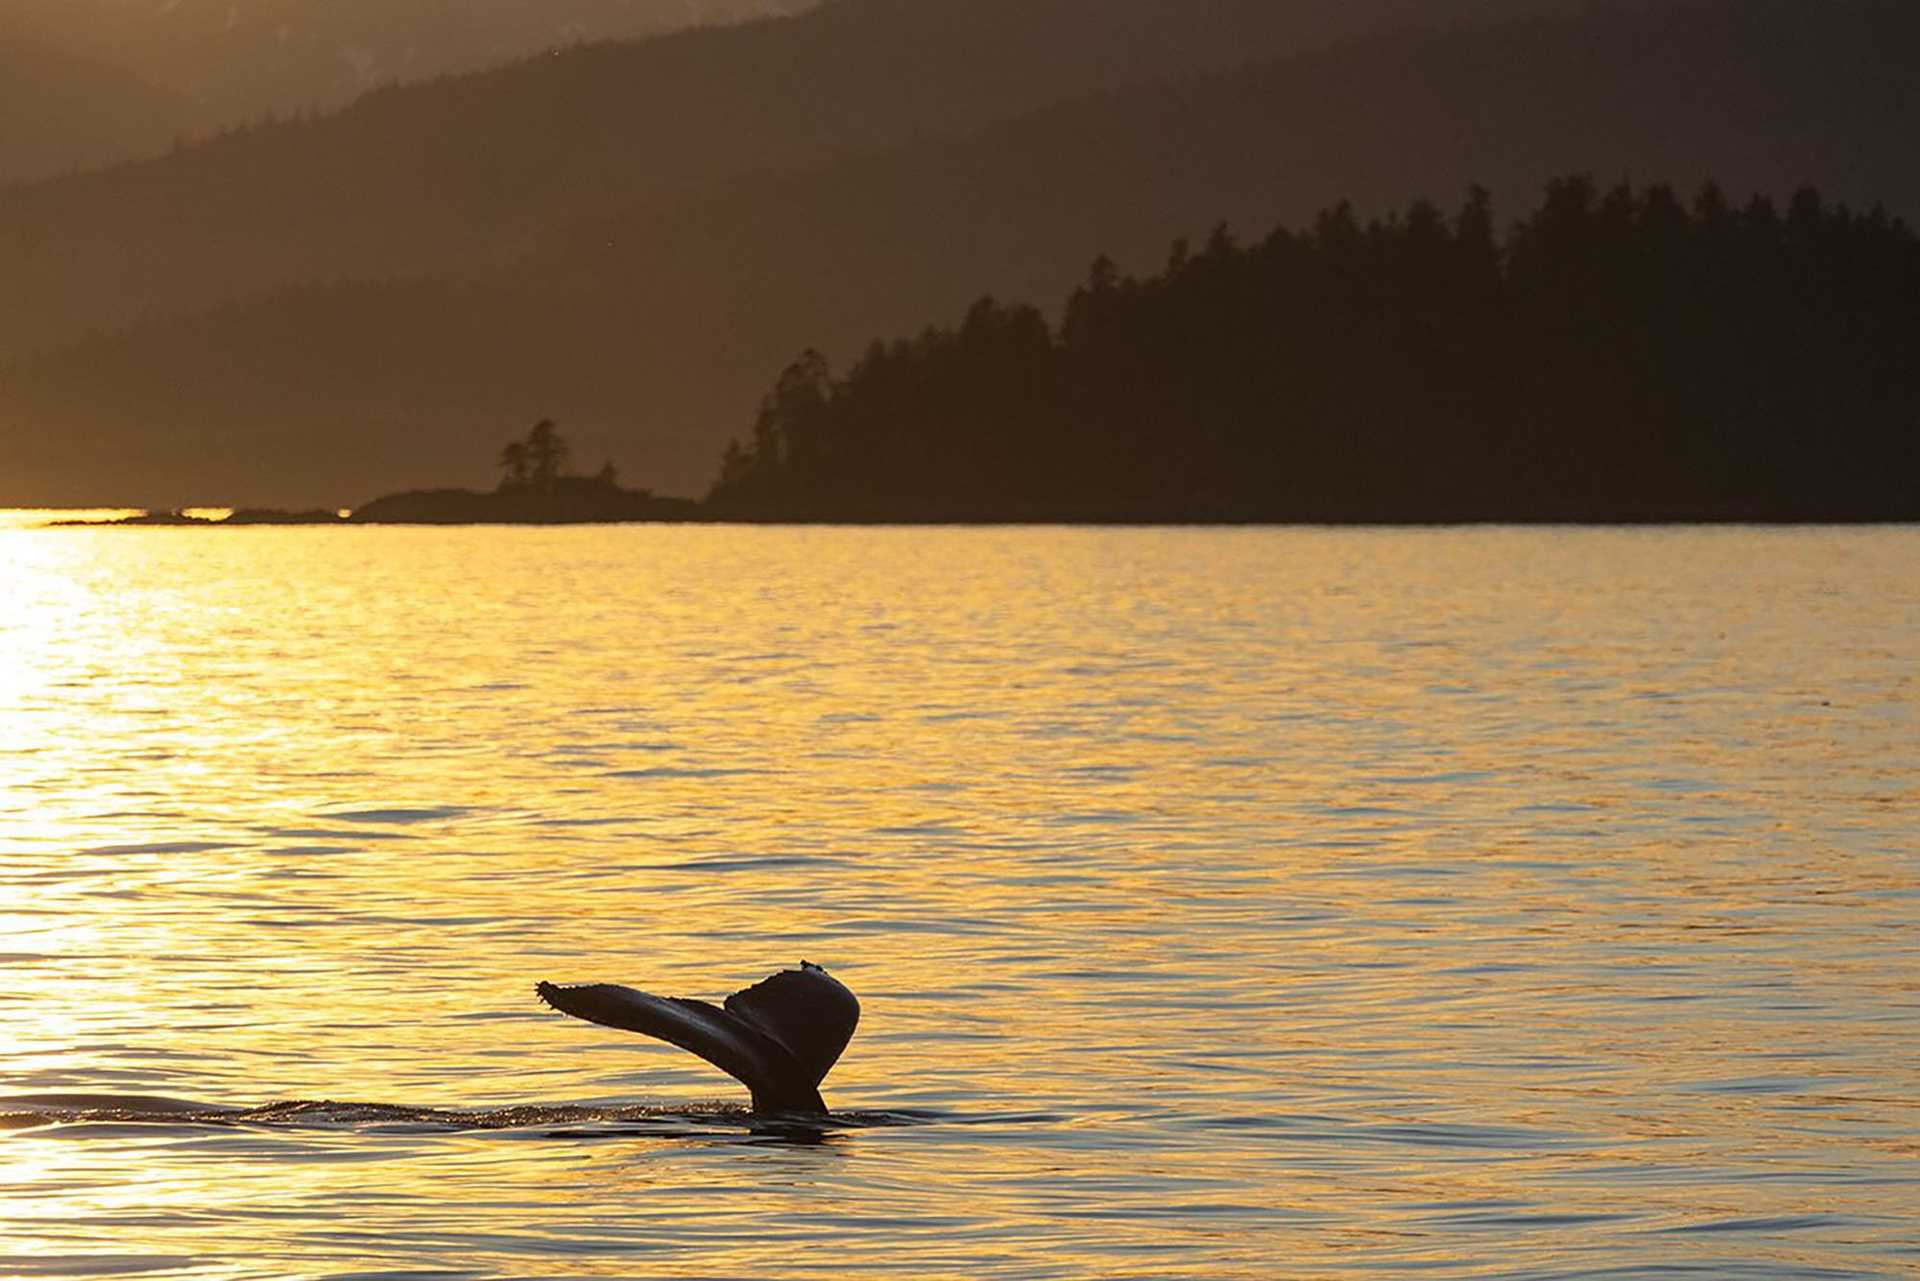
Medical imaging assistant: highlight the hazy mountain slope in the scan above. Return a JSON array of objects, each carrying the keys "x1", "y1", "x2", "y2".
[
  {"x1": 0, "y1": 0, "x2": 1569, "y2": 361},
  {"x1": 7, "y1": 0, "x2": 808, "y2": 125},
  {"x1": 0, "y1": 38, "x2": 195, "y2": 186},
  {"x1": 3, "y1": 0, "x2": 1914, "y2": 507}
]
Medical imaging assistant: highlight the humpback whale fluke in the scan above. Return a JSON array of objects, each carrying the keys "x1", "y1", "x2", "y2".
[{"x1": 535, "y1": 961, "x2": 859, "y2": 1115}]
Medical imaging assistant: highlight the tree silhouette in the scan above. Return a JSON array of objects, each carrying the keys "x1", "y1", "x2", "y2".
[
  {"x1": 498, "y1": 439, "x2": 531, "y2": 490},
  {"x1": 525, "y1": 419, "x2": 569, "y2": 491}
]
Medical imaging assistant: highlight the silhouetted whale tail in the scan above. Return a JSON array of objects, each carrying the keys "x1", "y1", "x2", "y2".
[{"x1": 535, "y1": 962, "x2": 859, "y2": 1115}]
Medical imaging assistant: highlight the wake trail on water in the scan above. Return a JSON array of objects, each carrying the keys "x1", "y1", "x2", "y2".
[{"x1": 0, "y1": 1094, "x2": 936, "y2": 1136}]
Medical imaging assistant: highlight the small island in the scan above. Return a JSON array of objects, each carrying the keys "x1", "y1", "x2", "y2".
[
  {"x1": 353, "y1": 420, "x2": 702, "y2": 523},
  {"x1": 71, "y1": 420, "x2": 702, "y2": 526}
]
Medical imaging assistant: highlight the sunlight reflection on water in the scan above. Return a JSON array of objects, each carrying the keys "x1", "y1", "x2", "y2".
[{"x1": 0, "y1": 523, "x2": 1916, "y2": 1278}]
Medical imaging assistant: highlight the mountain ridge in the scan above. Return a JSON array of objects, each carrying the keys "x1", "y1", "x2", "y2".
[{"x1": 0, "y1": 0, "x2": 1573, "y2": 361}]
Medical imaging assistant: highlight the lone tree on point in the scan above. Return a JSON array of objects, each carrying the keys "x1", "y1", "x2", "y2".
[{"x1": 498, "y1": 419, "x2": 571, "y2": 491}]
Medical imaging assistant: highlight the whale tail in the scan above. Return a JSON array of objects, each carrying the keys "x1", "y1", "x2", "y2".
[{"x1": 535, "y1": 962, "x2": 859, "y2": 1115}]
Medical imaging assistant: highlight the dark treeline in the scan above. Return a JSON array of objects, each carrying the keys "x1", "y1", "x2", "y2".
[{"x1": 707, "y1": 178, "x2": 1920, "y2": 522}]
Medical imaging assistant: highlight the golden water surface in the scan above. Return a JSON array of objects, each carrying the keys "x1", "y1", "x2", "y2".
[{"x1": 1, "y1": 523, "x2": 1916, "y2": 1279}]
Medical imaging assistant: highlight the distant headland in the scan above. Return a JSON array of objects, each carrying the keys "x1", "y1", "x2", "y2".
[{"x1": 700, "y1": 179, "x2": 1919, "y2": 525}]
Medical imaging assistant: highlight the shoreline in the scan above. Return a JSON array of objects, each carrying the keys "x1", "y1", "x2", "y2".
[{"x1": 41, "y1": 512, "x2": 1920, "y2": 529}]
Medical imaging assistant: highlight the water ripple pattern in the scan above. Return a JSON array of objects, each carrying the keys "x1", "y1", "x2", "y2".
[{"x1": 1, "y1": 524, "x2": 1916, "y2": 1279}]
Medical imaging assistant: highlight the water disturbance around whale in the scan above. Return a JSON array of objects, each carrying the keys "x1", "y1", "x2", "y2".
[{"x1": 535, "y1": 962, "x2": 860, "y2": 1114}]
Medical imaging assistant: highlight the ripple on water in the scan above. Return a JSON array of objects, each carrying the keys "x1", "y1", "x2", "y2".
[
  {"x1": 0, "y1": 1257, "x2": 201, "y2": 1278},
  {"x1": 317, "y1": 807, "x2": 476, "y2": 825}
]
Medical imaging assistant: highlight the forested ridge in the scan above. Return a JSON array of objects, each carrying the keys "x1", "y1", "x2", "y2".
[{"x1": 709, "y1": 180, "x2": 1920, "y2": 523}]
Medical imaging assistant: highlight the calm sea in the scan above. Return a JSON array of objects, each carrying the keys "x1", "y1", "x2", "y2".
[{"x1": 1, "y1": 520, "x2": 1915, "y2": 1279}]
